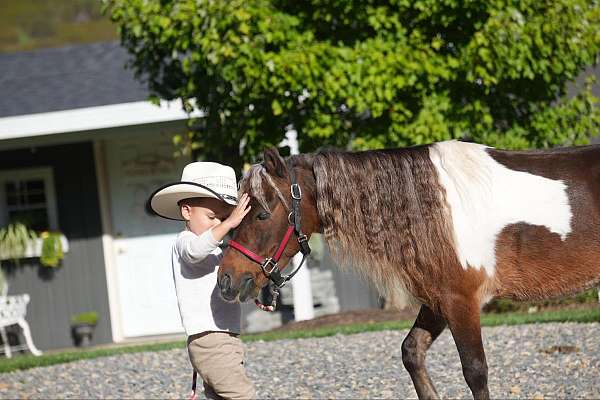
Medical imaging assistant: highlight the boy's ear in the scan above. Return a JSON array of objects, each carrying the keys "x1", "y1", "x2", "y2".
[
  {"x1": 263, "y1": 147, "x2": 287, "y2": 178},
  {"x1": 179, "y1": 203, "x2": 191, "y2": 221}
]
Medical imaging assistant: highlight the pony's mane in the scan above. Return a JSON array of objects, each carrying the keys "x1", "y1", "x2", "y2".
[{"x1": 313, "y1": 147, "x2": 458, "y2": 306}]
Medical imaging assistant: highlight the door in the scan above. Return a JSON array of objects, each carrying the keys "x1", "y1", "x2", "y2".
[{"x1": 105, "y1": 133, "x2": 189, "y2": 337}]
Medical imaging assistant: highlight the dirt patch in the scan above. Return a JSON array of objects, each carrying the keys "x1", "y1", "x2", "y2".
[
  {"x1": 272, "y1": 308, "x2": 417, "y2": 332},
  {"x1": 540, "y1": 345, "x2": 580, "y2": 354}
]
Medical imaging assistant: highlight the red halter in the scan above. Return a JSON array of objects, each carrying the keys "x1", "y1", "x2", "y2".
[{"x1": 228, "y1": 224, "x2": 296, "y2": 279}]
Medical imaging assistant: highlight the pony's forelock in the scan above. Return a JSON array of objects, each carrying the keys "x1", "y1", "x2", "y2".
[{"x1": 240, "y1": 164, "x2": 289, "y2": 213}]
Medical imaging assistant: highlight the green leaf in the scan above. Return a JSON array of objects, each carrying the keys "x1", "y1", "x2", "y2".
[{"x1": 271, "y1": 99, "x2": 283, "y2": 116}]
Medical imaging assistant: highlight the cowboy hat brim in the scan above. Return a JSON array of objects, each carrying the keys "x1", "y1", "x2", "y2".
[{"x1": 148, "y1": 181, "x2": 237, "y2": 221}]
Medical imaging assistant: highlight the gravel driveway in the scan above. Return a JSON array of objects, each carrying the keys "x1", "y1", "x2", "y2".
[{"x1": 1, "y1": 322, "x2": 599, "y2": 399}]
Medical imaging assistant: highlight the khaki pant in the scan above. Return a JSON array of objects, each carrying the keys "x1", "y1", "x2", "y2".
[{"x1": 187, "y1": 332, "x2": 256, "y2": 400}]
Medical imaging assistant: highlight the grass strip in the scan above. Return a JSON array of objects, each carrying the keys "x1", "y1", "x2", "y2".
[
  {"x1": 1, "y1": 307, "x2": 598, "y2": 373},
  {"x1": 0, "y1": 340, "x2": 185, "y2": 374}
]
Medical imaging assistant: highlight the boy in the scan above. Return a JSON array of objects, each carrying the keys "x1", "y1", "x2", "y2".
[{"x1": 149, "y1": 161, "x2": 255, "y2": 400}]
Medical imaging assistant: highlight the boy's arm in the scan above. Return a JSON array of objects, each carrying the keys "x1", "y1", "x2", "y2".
[
  {"x1": 177, "y1": 230, "x2": 222, "y2": 264},
  {"x1": 177, "y1": 194, "x2": 251, "y2": 264}
]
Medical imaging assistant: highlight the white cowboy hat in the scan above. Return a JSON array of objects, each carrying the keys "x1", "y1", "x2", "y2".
[{"x1": 149, "y1": 162, "x2": 238, "y2": 220}]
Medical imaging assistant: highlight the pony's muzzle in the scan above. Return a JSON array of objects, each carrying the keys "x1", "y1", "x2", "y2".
[{"x1": 218, "y1": 272, "x2": 255, "y2": 302}]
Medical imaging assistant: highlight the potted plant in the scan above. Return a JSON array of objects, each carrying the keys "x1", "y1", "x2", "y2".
[
  {"x1": 0, "y1": 222, "x2": 37, "y2": 263},
  {"x1": 39, "y1": 231, "x2": 65, "y2": 267},
  {"x1": 0, "y1": 222, "x2": 37, "y2": 289},
  {"x1": 70, "y1": 311, "x2": 98, "y2": 347}
]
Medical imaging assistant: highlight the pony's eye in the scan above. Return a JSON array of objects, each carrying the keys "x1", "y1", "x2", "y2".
[{"x1": 257, "y1": 212, "x2": 271, "y2": 220}]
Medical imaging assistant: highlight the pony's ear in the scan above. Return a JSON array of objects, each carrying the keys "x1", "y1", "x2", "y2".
[{"x1": 263, "y1": 147, "x2": 287, "y2": 178}]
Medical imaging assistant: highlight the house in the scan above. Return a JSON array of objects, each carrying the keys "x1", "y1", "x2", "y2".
[{"x1": 0, "y1": 42, "x2": 379, "y2": 351}]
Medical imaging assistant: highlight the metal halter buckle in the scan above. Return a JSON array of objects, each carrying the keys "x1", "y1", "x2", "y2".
[
  {"x1": 297, "y1": 234, "x2": 308, "y2": 244},
  {"x1": 291, "y1": 183, "x2": 302, "y2": 200},
  {"x1": 261, "y1": 258, "x2": 278, "y2": 276},
  {"x1": 297, "y1": 234, "x2": 311, "y2": 255}
]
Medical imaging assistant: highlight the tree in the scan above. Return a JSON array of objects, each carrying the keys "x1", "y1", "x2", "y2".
[{"x1": 105, "y1": 0, "x2": 600, "y2": 168}]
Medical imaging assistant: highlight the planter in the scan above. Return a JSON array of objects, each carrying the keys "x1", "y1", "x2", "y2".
[
  {"x1": 0, "y1": 234, "x2": 69, "y2": 261},
  {"x1": 71, "y1": 323, "x2": 95, "y2": 347}
]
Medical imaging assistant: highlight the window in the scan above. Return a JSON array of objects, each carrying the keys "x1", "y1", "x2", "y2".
[{"x1": 0, "y1": 167, "x2": 58, "y2": 231}]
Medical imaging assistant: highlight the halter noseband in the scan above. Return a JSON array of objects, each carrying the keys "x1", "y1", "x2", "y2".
[{"x1": 228, "y1": 163, "x2": 311, "y2": 290}]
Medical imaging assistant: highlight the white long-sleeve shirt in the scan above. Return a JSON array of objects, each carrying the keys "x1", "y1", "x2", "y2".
[{"x1": 171, "y1": 229, "x2": 241, "y2": 336}]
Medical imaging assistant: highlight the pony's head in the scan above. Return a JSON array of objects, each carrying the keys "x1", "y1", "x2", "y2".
[{"x1": 217, "y1": 148, "x2": 320, "y2": 302}]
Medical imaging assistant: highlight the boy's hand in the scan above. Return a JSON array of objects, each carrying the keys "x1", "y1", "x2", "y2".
[
  {"x1": 210, "y1": 194, "x2": 251, "y2": 243},
  {"x1": 224, "y1": 193, "x2": 251, "y2": 230}
]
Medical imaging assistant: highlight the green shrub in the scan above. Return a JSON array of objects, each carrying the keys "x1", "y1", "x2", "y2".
[{"x1": 70, "y1": 311, "x2": 98, "y2": 326}]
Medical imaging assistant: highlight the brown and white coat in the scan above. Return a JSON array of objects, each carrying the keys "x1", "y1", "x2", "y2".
[{"x1": 314, "y1": 140, "x2": 600, "y2": 310}]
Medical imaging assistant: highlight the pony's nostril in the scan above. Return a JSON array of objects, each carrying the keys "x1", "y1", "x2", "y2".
[
  {"x1": 242, "y1": 274, "x2": 253, "y2": 287},
  {"x1": 219, "y1": 273, "x2": 231, "y2": 291},
  {"x1": 239, "y1": 274, "x2": 255, "y2": 302}
]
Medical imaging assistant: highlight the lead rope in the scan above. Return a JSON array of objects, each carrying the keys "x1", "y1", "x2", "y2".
[
  {"x1": 254, "y1": 283, "x2": 280, "y2": 312},
  {"x1": 189, "y1": 370, "x2": 198, "y2": 400}
]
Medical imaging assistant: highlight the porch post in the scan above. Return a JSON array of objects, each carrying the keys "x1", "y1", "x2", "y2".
[{"x1": 93, "y1": 140, "x2": 124, "y2": 342}]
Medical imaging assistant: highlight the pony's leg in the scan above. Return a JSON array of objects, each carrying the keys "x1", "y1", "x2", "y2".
[
  {"x1": 402, "y1": 305, "x2": 447, "y2": 400},
  {"x1": 444, "y1": 297, "x2": 489, "y2": 400}
]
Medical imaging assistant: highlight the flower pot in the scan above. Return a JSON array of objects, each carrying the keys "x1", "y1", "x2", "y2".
[{"x1": 72, "y1": 323, "x2": 95, "y2": 347}]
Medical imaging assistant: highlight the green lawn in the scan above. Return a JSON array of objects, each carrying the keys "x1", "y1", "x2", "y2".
[{"x1": 1, "y1": 307, "x2": 599, "y2": 374}]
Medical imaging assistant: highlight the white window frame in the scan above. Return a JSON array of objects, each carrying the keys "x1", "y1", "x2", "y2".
[{"x1": 0, "y1": 167, "x2": 59, "y2": 231}]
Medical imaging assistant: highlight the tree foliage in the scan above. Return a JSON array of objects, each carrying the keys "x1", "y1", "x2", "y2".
[{"x1": 106, "y1": 0, "x2": 600, "y2": 167}]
